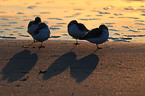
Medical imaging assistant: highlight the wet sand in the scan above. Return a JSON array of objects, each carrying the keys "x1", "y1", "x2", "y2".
[{"x1": 0, "y1": 40, "x2": 145, "y2": 96}]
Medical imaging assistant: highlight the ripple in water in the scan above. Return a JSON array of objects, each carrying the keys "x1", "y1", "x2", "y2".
[
  {"x1": 118, "y1": 17, "x2": 139, "y2": 19},
  {"x1": 64, "y1": 16, "x2": 74, "y2": 18},
  {"x1": 137, "y1": 28, "x2": 145, "y2": 30},
  {"x1": 62, "y1": 34, "x2": 68, "y2": 36},
  {"x1": 8, "y1": 22, "x2": 18, "y2": 24},
  {"x1": 40, "y1": 12, "x2": 50, "y2": 14},
  {"x1": 135, "y1": 20, "x2": 145, "y2": 22},
  {"x1": 4, "y1": 29, "x2": 11, "y2": 31},
  {"x1": 134, "y1": 23, "x2": 145, "y2": 25},
  {"x1": 79, "y1": 18, "x2": 101, "y2": 21},
  {"x1": 114, "y1": 13, "x2": 123, "y2": 16},
  {"x1": 56, "y1": 23, "x2": 66, "y2": 25},
  {"x1": 122, "y1": 26, "x2": 130, "y2": 29},
  {"x1": 128, "y1": 29, "x2": 140, "y2": 32},
  {"x1": 1, "y1": 18, "x2": 9, "y2": 20},
  {"x1": 0, "y1": 11, "x2": 6, "y2": 13},
  {"x1": 27, "y1": 6, "x2": 37, "y2": 9},
  {"x1": 15, "y1": 27, "x2": 24, "y2": 29},
  {"x1": 23, "y1": 19, "x2": 32, "y2": 21},
  {"x1": 17, "y1": 12, "x2": 24, "y2": 14},
  {"x1": 50, "y1": 36, "x2": 61, "y2": 38},
  {"x1": 124, "y1": 35, "x2": 145, "y2": 37},
  {"x1": 0, "y1": 36, "x2": 16, "y2": 39},
  {"x1": 105, "y1": 23, "x2": 116, "y2": 24},
  {"x1": 96, "y1": 15, "x2": 103, "y2": 16},
  {"x1": 114, "y1": 33, "x2": 120, "y2": 35},
  {"x1": 48, "y1": 18, "x2": 63, "y2": 20},
  {"x1": 1, "y1": 25, "x2": 11, "y2": 26},
  {"x1": 109, "y1": 37, "x2": 132, "y2": 42},
  {"x1": 73, "y1": 9, "x2": 83, "y2": 10},
  {"x1": 141, "y1": 14, "x2": 145, "y2": 16},
  {"x1": 107, "y1": 25, "x2": 113, "y2": 27},
  {"x1": 109, "y1": 29, "x2": 120, "y2": 32},
  {"x1": 98, "y1": 11, "x2": 110, "y2": 14},
  {"x1": 13, "y1": 31, "x2": 18, "y2": 33},
  {"x1": 0, "y1": 30, "x2": 4, "y2": 33},
  {"x1": 33, "y1": 15, "x2": 40, "y2": 17},
  {"x1": 124, "y1": 6, "x2": 134, "y2": 10},
  {"x1": 19, "y1": 35, "x2": 30, "y2": 37},
  {"x1": 50, "y1": 27, "x2": 60, "y2": 30}
]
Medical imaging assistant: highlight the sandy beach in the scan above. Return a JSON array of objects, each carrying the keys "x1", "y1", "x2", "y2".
[
  {"x1": 0, "y1": 40, "x2": 145, "y2": 96},
  {"x1": 1, "y1": 0, "x2": 145, "y2": 96}
]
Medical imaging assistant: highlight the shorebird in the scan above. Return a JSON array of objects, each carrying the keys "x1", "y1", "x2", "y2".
[
  {"x1": 68, "y1": 20, "x2": 109, "y2": 49},
  {"x1": 86, "y1": 24, "x2": 109, "y2": 49},
  {"x1": 67, "y1": 20, "x2": 89, "y2": 45},
  {"x1": 32, "y1": 22, "x2": 50, "y2": 48},
  {"x1": 23, "y1": 17, "x2": 42, "y2": 48},
  {"x1": 24, "y1": 17, "x2": 50, "y2": 48}
]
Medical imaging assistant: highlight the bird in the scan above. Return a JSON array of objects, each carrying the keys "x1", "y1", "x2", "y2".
[
  {"x1": 23, "y1": 17, "x2": 42, "y2": 48},
  {"x1": 32, "y1": 22, "x2": 50, "y2": 48},
  {"x1": 85, "y1": 24, "x2": 109, "y2": 49},
  {"x1": 24, "y1": 17, "x2": 50, "y2": 48},
  {"x1": 67, "y1": 20, "x2": 89, "y2": 45},
  {"x1": 67, "y1": 20, "x2": 109, "y2": 49}
]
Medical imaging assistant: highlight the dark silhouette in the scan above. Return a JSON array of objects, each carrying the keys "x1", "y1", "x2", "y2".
[
  {"x1": 25, "y1": 17, "x2": 50, "y2": 48},
  {"x1": 84, "y1": 28, "x2": 102, "y2": 38},
  {"x1": 67, "y1": 20, "x2": 109, "y2": 50},
  {"x1": 67, "y1": 20, "x2": 89, "y2": 45},
  {"x1": 70, "y1": 54, "x2": 99, "y2": 83},
  {"x1": 28, "y1": 17, "x2": 41, "y2": 29},
  {"x1": 1, "y1": 49, "x2": 38, "y2": 83},
  {"x1": 68, "y1": 20, "x2": 89, "y2": 32},
  {"x1": 43, "y1": 52, "x2": 77, "y2": 80},
  {"x1": 42, "y1": 52, "x2": 99, "y2": 83}
]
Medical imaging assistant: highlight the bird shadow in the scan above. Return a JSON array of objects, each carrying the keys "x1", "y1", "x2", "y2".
[
  {"x1": 1, "y1": 49, "x2": 38, "y2": 83},
  {"x1": 42, "y1": 52, "x2": 77, "y2": 80},
  {"x1": 70, "y1": 44, "x2": 78, "y2": 52},
  {"x1": 42, "y1": 51, "x2": 99, "y2": 83},
  {"x1": 70, "y1": 54, "x2": 99, "y2": 83}
]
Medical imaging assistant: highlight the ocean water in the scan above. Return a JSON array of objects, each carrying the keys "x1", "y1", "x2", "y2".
[{"x1": 0, "y1": 0, "x2": 145, "y2": 42}]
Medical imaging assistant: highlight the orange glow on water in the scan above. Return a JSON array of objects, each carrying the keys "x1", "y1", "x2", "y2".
[{"x1": 0, "y1": 0, "x2": 145, "y2": 42}]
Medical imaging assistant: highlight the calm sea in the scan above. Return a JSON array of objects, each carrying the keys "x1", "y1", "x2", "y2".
[{"x1": 0, "y1": 0, "x2": 145, "y2": 42}]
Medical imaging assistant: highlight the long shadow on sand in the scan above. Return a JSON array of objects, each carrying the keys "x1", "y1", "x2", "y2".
[
  {"x1": 70, "y1": 54, "x2": 99, "y2": 83},
  {"x1": 1, "y1": 49, "x2": 38, "y2": 83},
  {"x1": 43, "y1": 52, "x2": 99, "y2": 83},
  {"x1": 43, "y1": 52, "x2": 77, "y2": 80}
]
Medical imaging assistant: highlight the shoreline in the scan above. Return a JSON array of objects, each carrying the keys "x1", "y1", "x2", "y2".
[
  {"x1": 0, "y1": 40, "x2": 145, "y2": 96},
  {"x1": 0, "y1": 38, "x2": 145, "y2": 43}
]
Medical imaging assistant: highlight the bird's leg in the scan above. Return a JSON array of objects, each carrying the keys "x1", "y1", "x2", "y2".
[
  {"x1": 74, "y1": 39, "x2": 79, "y2": 45},
  {"x1": 93, "y1": 44, "x2": 102, "y2": 53},
  {"x1": 96, "y1": 44, "x2": 102, "y2": 49},
  {"x1": 39, "y1": 42, "x2": 45, "y2": 49},
  {"x1": 22, "y1": 40, "x2": 36, "y2": 48}
]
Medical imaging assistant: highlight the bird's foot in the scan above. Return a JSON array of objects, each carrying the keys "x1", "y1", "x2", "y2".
[
  {"x1": 96, "y1": 44, "x2": 102, "y2": 49},
  {"x1": 39, "y1": 46, "x2": 45, "y2": 49},
  {"x1": 73, "y1": 42, "x2": 79, "y2": 45},
  {"x1": 22, "y1": 46, "x2": 28, "y2": 48},
  {"x1": 93, "y1": 47, "x2": 102, "y2": 53},
  {"x1": 97, "y1": 47, "x2": 102, "y2": 49}
]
